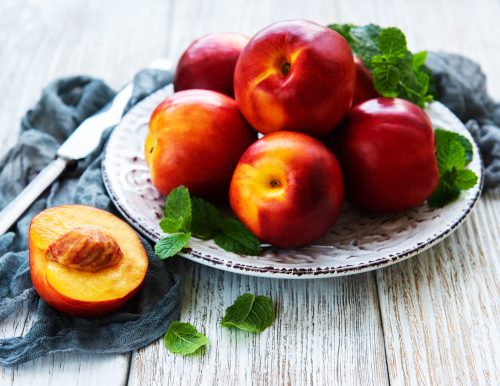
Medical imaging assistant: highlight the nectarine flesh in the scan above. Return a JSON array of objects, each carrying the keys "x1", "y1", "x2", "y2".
[{"x1": 29, "y1": 205, "x2": 148, "y2": 317}]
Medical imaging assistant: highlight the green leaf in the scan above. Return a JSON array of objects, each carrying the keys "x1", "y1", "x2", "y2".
[
  {"x1": 328, "y1": 23, "x2": 433, "y2": 107},
  {"x1": 429, "y1": 128, "x2": 478, "y2": 208},
  {"x1": 159, "y1": 217, "x2": 184, "y2": 234},
  {"x1": 214, "y1": 218, "x2": 261, "y2": 256},
  {"x1": 163, "y1": 185, "x2": 191, "y2": 233},
  {"x1": 372, "y1": 61, "x2": 400, "y2": 95},
  {"x1": 191, "y1": 197, "x2": 222, "y2": 240},
  {"x1": 428, "y1": 169, "x2": 461, "y2": 208},
  {"x1": 154, "y1": 232, "x2": 191, "y2": 259},
  {"x1": 458, "y1": 136, "x2": 474, "y2": 165},
  {"x1": 434, "y1": 129, "x2": 467, "y2": 173},
  {"x1": 221, "y1": 293, "x2": 275, "y2": 333},
  {"x1": 412, "y1": 51, "x2": 427, "y2": 71},
  {"x1": 329, "y1": 23, "x2": 382, "y2": 66},
  {"x1": 378, "y1": 27, "x2": 407, "y2": 57},
  {"x1": 455, "y1": 169, "x2": 478, "y2": 190},
  {"x1": 164, "y1": 321, "x2": 208, "y2": 355}
]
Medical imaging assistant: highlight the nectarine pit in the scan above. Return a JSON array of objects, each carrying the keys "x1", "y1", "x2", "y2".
[{"x1": 46, "y1": 225, "x2": 123, "y2": 272}]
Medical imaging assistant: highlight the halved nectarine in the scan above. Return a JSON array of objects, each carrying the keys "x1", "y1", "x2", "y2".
[{"x1": 29, "y1": 205, "x2": 148, "y2": 317}]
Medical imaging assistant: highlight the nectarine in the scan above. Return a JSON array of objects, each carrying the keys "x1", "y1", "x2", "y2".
[
  {"x1": 234, "y1": 20, "x2": 355, "y2": 137},
  {"x1": 145, "y1": 89, "x2": 256, "y2": 198},
  {"x1": 230, "y1": 131, "x2": 344, "y2": 248},
  {"x1": 174, "y1": 33, "x2": 250, "y2": 97},
  {"x1": 29, "y1": 205, "x2": 148, "y2": 317},
  {"x1": 352, "y1": 56, "x2": 378, "y2": 107},
  {"x1": 333, "y1": 98, "x2": 439, "y2": 212}
]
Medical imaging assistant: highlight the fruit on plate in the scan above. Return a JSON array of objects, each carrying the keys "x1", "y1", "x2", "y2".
[
  {"x1": 333, "y1": 98, "x2": 439, "y2": 212},
  {"x1": 229, "y1": 131, "x2": 344, "y2": 248},
  {"x1": 145, "y1": 89, "x2": 256, "y2": 197},
  {"x1": 234, "y1": 19, "x2": 355, "y2": 137},
  {"x1": 352, "y1": 56, "x2": 378, "y2": 106},
  {"x1": 174, "y1": 32, "x2": 250, "y2": 97},
  {"x1": 29, "y1": 205, "x2": 148, "y2": 317}
]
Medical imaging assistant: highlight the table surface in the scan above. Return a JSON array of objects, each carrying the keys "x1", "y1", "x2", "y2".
[{"x1": 1, "y1": 0, "x2": 499, "y2": 385}]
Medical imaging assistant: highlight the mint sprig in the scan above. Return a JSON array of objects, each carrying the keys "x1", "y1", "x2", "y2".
[
  {"x1": 329, "y1": 23, "x2": 433, "y2": 107},
  {"x1": 428, "y1": 129, "x2": 478, "y2": 208},
  {"x1": 164, "y1": 321, "x2": 208, "y2": 355},
  {"x1": 154, "y1": 186, "x2": 261, "y2": 259},
  {"x1": 221, "y1": 293, "x2": 275, "y2": 333}
]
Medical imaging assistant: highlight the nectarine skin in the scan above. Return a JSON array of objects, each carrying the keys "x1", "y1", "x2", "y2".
[
  {"x1": 174, "y1": 33, "x2": 250, "y2": 97},
  {"x1": 352, "y1": 56, "x2": 379, "y2": 107},
  {"x1": 146, "y1": 89, "x2": 256, "y2": 198},
  {"x1": 230, "y1": 131, "x2": 344, "y2": 248},
  {"x1": 333, "y1": 98, "x2": 439, "y2": 212},
  {"x1": 234, "y1": 20, "x2": 355, "y2": 137}
]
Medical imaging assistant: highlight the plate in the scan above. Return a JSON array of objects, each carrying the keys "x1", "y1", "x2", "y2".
[{"x1": 102, "y1": 85, "x2": 483, "y2": 278}]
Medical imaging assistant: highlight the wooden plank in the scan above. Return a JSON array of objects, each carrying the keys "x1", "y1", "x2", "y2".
[
  {"x1": 0, "y1": 0, "x2": 172, "y2": 384},
  {"x1": 375, "y1": 191, "x2": 500, "y2": 385},
  {"x1": 129, "y1": 264, "x2": 389, "y2": 386},
  {"x1": 128, "y1": 1, "x2": 389, "y2": 385}
]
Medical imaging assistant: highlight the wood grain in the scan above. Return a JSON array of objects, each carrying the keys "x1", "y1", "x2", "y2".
[
  {"x1": 129, "y1": 264, "x2": 389, "y2": 386},
  {"x1": 0, "y1": 0, "x2": 498, "y2": 385}
]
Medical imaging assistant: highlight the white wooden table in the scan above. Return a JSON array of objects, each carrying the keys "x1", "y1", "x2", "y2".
[{"x1": 1, "y1": 0, "x2": 499, "y2": 385}]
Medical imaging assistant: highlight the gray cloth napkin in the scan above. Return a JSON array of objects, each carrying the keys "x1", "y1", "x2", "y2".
[
  {"x1": 427, "y1": 52, "x2": 500, "y2": 189},
  {"x1": 0, "y1": 70, "x2": 180, "y2": 367}
]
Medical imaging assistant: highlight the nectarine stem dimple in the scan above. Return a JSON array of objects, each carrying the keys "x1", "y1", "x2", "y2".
[
  {"x1": 270, "y1": 179, "x2": 281, "y2": 188},
  {"x1": 281, "y1": 62, "x2": 291, "y2": 76}
]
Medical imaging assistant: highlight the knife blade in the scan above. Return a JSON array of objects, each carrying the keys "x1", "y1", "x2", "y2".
[{"x1": 0, "y1": 58, "x2": 171, "y2": 235}]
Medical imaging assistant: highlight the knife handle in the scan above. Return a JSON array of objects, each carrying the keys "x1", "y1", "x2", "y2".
[{"x1": 0, "y1": 157, "x2": 68, "y2": 235}]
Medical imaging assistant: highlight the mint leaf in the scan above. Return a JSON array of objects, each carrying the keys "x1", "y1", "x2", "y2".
[
  {"x1": 328, "y1": 23, "x2": 433, "y2": 107},
  {"x1": 214, "y1": 218, "x2": 261, "y2": 256},
  {"x1": 163, "y1": 185, "x2": 191, "y2": 233},
  {"x1": 435, "y1": 132, "x2": 466, "y2": 174},
  {"x1": 455, "y1": 169, "x2": 478, "y2": 190},
  {"x1": 428, "y1": 169, "x2": 461, "y2": 208},
  {"x1": 159, "y1": 217, "x2": 184, "y2": 234},
  {"x1": 429, "y1": 128, "x2": 478, "y2": 208},
  {"x1": 378, "y1": 27, "x2": 406, "y2": 57},
  {"x1": 154, "y1": 232, "x2": 191, "y2": 259},
  {"x1": 221, "y1": 293, "x2": 275, "y2": 333},
  {"x1": 371, "y1": 62, "x2": 399, "y2": 95},
  {"x1": 330, "y1": 23, "x2": 382, "y2": 66},
  {"x1": 164, "y1": 321, "x2": 208, "y2": 355},
  {"x1": 191, "y1": 197, "x2": 221, "y2": 240},
  {"x1": 458, "y1": 135, "x2": 474, "y2": 165},
  {"x1": 412, "y1": 51, "x2": 427, "y2": 71}
]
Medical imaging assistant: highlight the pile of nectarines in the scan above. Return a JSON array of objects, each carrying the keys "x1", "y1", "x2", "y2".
[{"x1": 146, "y1": 19, "x2": 439, "y2": 249}]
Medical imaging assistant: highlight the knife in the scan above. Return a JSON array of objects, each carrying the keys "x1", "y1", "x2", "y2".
[{"x1": 0, "y1": 59, "x2": 171, "y2": 235}]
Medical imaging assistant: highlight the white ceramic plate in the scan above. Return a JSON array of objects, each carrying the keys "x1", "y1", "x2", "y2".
[{"x1": 102, "y1": 84, "x2": 483, "y2": 278}]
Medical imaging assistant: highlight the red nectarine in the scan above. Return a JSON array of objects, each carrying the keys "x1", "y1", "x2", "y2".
[
  {"x1": 333, "y1": 98, "x2": 439, "y2": 212},
  {"x1": 145, "y1": 89, "x2": 256, "y2": 198},
  {"x1": 230, "y1": 131, "x2": 344, "y2": 248},
  {"x1": 234, "y1": 20, "x2": 355, "y2": 137},
  {"x1": 174, "y1": 33, "x2": 249, "y2": 97}
]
